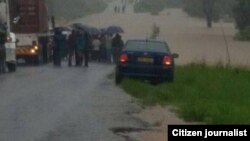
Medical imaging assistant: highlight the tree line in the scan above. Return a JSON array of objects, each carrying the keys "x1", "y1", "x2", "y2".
[{"x1": 135, "y1": 0, "x2": 250, "y2": 41}]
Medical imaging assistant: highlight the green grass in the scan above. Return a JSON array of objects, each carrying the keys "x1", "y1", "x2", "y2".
[{"x1": 120, "y1": 63, "x2": 250, "y2": 124}]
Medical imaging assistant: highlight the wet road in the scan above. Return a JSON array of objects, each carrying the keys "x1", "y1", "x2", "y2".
[{"x1": 0, "y1": 63, "x2": 144, "y2": 141}]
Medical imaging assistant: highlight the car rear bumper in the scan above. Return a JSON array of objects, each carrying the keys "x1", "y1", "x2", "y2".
[{"x1": 117, "y1": 64, "x2": 174, "y2": 80}]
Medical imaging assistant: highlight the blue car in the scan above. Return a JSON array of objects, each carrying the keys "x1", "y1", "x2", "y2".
[{"x1": 115, "y1": 39, "x2": 179, "y2": 84}]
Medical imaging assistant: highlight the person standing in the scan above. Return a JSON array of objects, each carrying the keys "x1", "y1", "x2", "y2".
[
  {"x1": 112, "y1": 33, "x2": 124, "y2": 63},
  {"x1": 67, "y1": 30, "x2": 77, "y2": 67},
  {"x1": 76, "y1": 31, "x2": 85, "y2": 66},
  {"x1": 0, "y1": 36, "x2": 6, "y2": 73},
  {"x1": 76, "y1": 31, "x2": 90, "y2": 67},
  {"x1": 53, "y1": 29, "x2": 66, "y2": 67},
  {"x1": 100, "y1": 34, "x2": 107, "y2": 62},
  {"x1": 105, "y1": 34, "x2": 113, "y2": 63},
  {"x1": 0, "y1": 31, "x2": 6, "y2": 73},
  {"x1": 83, "y1": 33, "x2": 90, "y2": 67},
  {"x1": 92, "y1": 35, "x2": 101, "y2": 62}
]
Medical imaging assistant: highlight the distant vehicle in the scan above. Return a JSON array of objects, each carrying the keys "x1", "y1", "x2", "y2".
[
  {"x1": 9, "y1": 0, "x2": 52, "y2": 65},
  {"x1": 5, "y1": 32, "x2": 17, "y2": 72},
  {"x1": 115, "y1": 39, "x2": 179, "y2": 84}
]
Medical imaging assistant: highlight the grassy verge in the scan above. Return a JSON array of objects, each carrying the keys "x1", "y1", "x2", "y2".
[{"x1": 120, "y1": 63, "x2": 250, "y2": 124}]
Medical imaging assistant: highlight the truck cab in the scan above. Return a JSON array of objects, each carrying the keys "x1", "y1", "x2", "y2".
[{"x1": 9, "y1": 0, "x2": 51, "y2": 65}]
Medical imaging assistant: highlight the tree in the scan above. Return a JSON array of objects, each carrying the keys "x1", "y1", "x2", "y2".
[
  {"x1": 203, "y1": 0, "x2": 215, "y2": 28},
  {"x1": 233, "y1": 0, "x2": 250, "y2": 31},
  {"x1": 183, "y1": 0, "x2": 237, "y2": 28}
]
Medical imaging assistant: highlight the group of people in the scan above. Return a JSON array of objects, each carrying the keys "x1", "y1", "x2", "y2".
[
  {"x1": 52, "y1": 28, "x2": 124, "y2": 67},
  {"x1": 53, "y1": 29, "x2": 90, "y2": 67}
]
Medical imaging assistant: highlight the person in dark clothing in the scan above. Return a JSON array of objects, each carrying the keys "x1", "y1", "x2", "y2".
[
  {"x1": 83, "y1": 33, "x2": 90, "y2": 67},
  {"x1": 0, "y1": 31, "x2": 6, "y2": 73},
  {"x1": 112, "y1": 33, "x2": 124, "y2": 63},
  {"x1": 0, "y1": 45, "x2": 5, "y2": 73},
  {"x1": 53, "y1": 30, "x2": 66, "y2": 67},
  {"x1": 122, "y1": 5, "x2": 126, "y2": 13},
  {"x1": 67, "y1": 30, "x2": 77, "y2": 67},
  {"x1": 76, "y1": 31, "x2": 88, "y2": 67},
  {"x1": 100, "y1": 34, "x2": 107, "y2": 62}
]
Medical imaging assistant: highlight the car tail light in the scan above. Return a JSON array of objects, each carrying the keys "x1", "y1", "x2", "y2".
[
  {"x1": 119, "y1": 54, "x2": 128, "y2": 63},
  {"x1": 163, "y1": 56, "x2": 172, "y2": 65}
]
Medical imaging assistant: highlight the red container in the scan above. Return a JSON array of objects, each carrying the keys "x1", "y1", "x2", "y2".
[{"x1": 9, "y1": 0, "x2": 49, "y2": 33}]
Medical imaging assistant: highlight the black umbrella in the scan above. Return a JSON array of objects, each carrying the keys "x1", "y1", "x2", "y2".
[
  {"x1": 71, "y1": 23, "x2": 90, "y2": 32},
  {"x1": 53, "y1": 26, "x2": 71, "y2": 32},
  {"x1": 105, "y1": 25, "x2": 124, "y2": 34},
  {"x1": 100, "y1": 28, "x2": 106, "y2": 34},
  {"x1": 88, "y1": 27, "x2": 101, "y2": 35}
]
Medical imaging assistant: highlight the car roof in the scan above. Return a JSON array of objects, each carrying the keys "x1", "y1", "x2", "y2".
[
  {"x1": 124, "y1": 39, "x2": 170, "y2": 53},
  {"x1": 126, "y1": 39, "x2": 167, "y2": 44}
]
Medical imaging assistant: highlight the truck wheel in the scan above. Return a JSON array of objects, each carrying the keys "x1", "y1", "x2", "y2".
[
  {"x1": 33, "y1": 54, "x2": 42, "y2": 65},
  {"x1": 33, "y1": 56, "x2": 40, "y2": 65},
  {"x1": 7, "y1": 62, "x2": 16, "y2": 72}
]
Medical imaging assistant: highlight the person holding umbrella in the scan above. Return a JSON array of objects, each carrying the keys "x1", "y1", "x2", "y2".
[
  {"x1": 76, "y1": 30, "x2": 89, "y2": 67},
  {"x1": 53, "y1": 29, "x2": 66, "y2": 67},
  {"x1": 112, "y1": 33, "x2": 124, "y2": 63},
  {"x1": 67, "y1": 29, "x2": 77, "y2": 67},
  {"x1": 0, "y1": 27, "x2": 6, "y2": 73},
  {"x1": 105, "y1": 33, "x2": 113, "y2": 63}
]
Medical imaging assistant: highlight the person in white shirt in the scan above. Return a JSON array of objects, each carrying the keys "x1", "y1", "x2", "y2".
[{"x1": 92, "y1": 36, "x2": 101, "y2": 62}]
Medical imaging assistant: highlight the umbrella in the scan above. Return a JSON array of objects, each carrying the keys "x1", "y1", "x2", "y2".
[
  {"x1": 105, "y1": 25, "x2": 124, "y2": 34},
  {"x1": 88, "y1": 27, "x2": 101, "y2": 35},
  {"x1": 71, "y1": 23, "x2": 103, "y2": 35},
  {"x1": 99, "y1": 28, "x2": 106, "y2": 34},
  {"x1": 71, "y1": 23, "x2": 90, "y2": 32},
  {"x1": 53, "y1": 26, "x2": 71, "y2": 32}
]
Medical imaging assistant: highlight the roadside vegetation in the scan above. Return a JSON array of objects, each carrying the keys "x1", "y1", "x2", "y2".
[
  {"x1": 183, "y1": 0, "x2": 236, "y2": 22},
  {"x1": 183, "y1": 0, "x2": 250, "y2": 41},
  {"x1": 45, "y1": 0, "x2": 107, "y2": 20},
  {"x1": 233, "y1": 0, "x2": 250, "y2": 41},
  {"x1": 134, "y1": 0, "x2": 250, "y2": 41},
  {"x1": 120, "y1": 63, "x2": 250, "y2": 124}
]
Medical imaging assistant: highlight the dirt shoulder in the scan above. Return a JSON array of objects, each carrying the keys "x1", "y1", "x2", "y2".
[{"x1": 127, "y1": 105, "x2": 202, "y2": 141}]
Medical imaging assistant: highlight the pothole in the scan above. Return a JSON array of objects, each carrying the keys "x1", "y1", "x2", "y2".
[{"x1": 110, "y1": 127, "x2": 157, "y2": 141}]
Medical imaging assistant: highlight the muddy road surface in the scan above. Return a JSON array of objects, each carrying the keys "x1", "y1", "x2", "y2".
[{"x1": 0, "y1": 63, "x2": 146, "y2": 141}]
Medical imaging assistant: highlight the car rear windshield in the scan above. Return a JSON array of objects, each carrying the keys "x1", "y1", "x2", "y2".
[{"x1": 125, "y1": 40, "x2": 170, "y2": 53}]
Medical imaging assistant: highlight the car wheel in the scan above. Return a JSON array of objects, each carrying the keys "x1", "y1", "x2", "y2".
[{"x1": 115, "y1": 72, "x2": 123, "y2": 85}]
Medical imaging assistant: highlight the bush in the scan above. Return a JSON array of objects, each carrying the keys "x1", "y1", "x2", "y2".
[
  {"x1": 235, "y1": 26, "x2": 250, "y2": 41},
  {"x1": 233, "y1": 0, "x2": 250, "y2": 31},
  {"x1": 183, "y1": 0, "x2": 236, "y2": 22}
]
